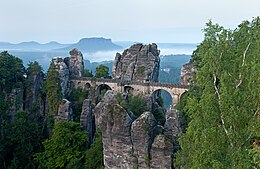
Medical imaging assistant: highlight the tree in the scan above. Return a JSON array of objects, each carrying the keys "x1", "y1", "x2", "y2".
[
  {"x1": 27, "y1": 61, "x2": 43, "y2": 75},
  {"x1": 175, "y1": 17, "x2": 260, "y2": 168},
  {"x1": 0, "y1": 111, "x2": 43, "y2": 169},
  {"x1": 83, "y1": 69, "x2": 93, "y2": 77},
  {"x1": 95, "y1": 65, "x2": 111, "y2": 79},
  {"x1": 84, "y1": 130, "x2": 104, "y2": 169},
  {"x1": 0, "y1": 51, "x2": 25, "y2": 92},
  {"x1": 35, "y1": 121, "x2": 88, "y2": 169},
  {"x1": 44, "y1": 62, "x2": 62, "y2": 128}
]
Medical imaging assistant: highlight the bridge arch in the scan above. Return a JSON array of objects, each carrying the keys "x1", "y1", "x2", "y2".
[
  {"x1": 151, "y1": 89, "x2": 172, "y2": 110},
  {"x1": 124, "y1": 85, "x2": 134, "y2": 94}
]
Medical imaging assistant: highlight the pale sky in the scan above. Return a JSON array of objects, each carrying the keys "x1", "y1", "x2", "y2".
[{"x1": 0, "y1": 0, "x2": 259, "y2": 43}]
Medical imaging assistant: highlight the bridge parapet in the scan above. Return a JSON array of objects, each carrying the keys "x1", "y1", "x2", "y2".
[{"x1": 71, "y1": 77, "x2": 189, "y2": 90}]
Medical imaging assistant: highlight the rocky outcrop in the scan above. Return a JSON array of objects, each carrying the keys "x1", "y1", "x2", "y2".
[
  {"x1": 94, "y1": 91, "x2": 183, "y2": 169},
  {"x1": 24, "y1": 70, "x2": 44, "y2": 114},
  {"x1": 52, "y1": 48, "x2": 84, "y2": 98},
  {"x1": 131, "y1": 111, "x2": 157, "y2": 168},
  {"x1": 64, "y1": 48, "x2": 84, "y2": 78},
  {"x1": 164, "y1": 109, "x2": 183, "y2": 166},
  {"x1": 94, "y1": 91, "x2": 136, "y2": 169},
  {"x1": 112, "y1": 43, "x2": 160, "y2": 82},
  {"x1": 150, "y1": 134, "x2": 173, "y2": 169},
  {"x1": 5, "y1": 88, "x2": 24, "y2": 122},
  {"x1": 55, "y1": 99, "x2": 73, "y2": 122},
  {"x1": 80, "y1": 99, "x2": 95, "y2": 144},
  {"x1": 180, "y1": 62, "x2": 196, "y2": 85},
  {"x1": 52, "y1": 57, "x2": 70, "y2": 98}
]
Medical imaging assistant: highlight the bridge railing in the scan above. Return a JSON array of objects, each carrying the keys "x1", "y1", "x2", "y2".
[{"x1": 71, "y1": 77, "x2": 189, "y2": 89}]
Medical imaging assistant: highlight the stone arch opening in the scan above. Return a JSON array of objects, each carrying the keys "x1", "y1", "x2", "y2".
[
  {"x1": 151, "y1": 89, "x2": 173, "y2": 111},
  {"x1": 151, "y1": 89, "x2": 173, "y2": 126},
  {"x1": 124, "y1": 86, "x2": 134, "y2": 94},
  {"x1": 85, "y1": 82, "x2": 91, "y2": 89},
  {"x1": 96, "y1": 84, "x2": 112, "y2": 104}
]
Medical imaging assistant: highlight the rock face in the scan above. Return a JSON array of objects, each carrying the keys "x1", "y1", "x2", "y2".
[
  {"x1": 52, "y1": 57, "x2": 70, "y2": 98},
  {"x1": 131, "y1": 111, "x2": 157, "y2": 168},
  {"x1": 94, "y1": 91, "x2": 136, "y2": 169},
  {"x1": 5, "y1": 88, "x2": 24, "y2": 122},
  {"x1": 80, "y1": 99, "x2": 95, "y2": 144},
  {"x1": 64, "y1": 48, "x2": 84, "y2": 78},
  {"x1": 52, "y1": 48, "x2": 84, "y2": 98},
  {"x1": 180, "y1": 62, "x2": 196, "y2": 85},
  {"x1": 112, "y1": 43, "x2": 160, "y2": 82},
  {"x1": 55, "y1": 99, "x2": 73, "y2": 122},
  {"x1": 24, "y1": 70, "x2": 44, "y2": 114},
  {"x1": 150, "y1": 134, "x2": 173, "y2": 169},
  {"x1": 94, "y1": 91, "x2": 182, "y2": 169}
]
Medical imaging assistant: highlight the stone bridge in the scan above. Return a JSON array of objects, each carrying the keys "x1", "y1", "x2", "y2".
[{"x1": 70, "y1": 77, "x2": 189, "y2": 106}]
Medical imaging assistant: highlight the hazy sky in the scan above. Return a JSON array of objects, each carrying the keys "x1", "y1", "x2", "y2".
[{"x1": 0, "y1": 0, "x2": 259, "y2": 43}]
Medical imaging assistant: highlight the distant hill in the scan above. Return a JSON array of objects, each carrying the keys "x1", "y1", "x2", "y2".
[
  {"x1": 0, "y1": 41, "x2": 70, "y2": 51},
  {"x1": 57, "y1": 38, "x2": 123, "y2": 53}
]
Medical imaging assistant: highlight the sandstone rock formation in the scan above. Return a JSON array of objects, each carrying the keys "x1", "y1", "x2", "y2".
[
  {"x1": 64, "y1": 48, "x2": 84, "y2": 78},
  {"x1": 180, "y1": 62, "x2": 196, "y2": 85},
  {"x1": 131, "y1": 111, "x2": 157, "y2": 168},
  {"x1": 5, "y1": 88, "x2": 24, "y2": 122},
  {"x1": 52, "y1": 48, "x2": 84, "y2": 98},
  {"x1": 112, "y1": 43, "x2": 160, "y2": 82},
  {"x1": 94, "y1": 91, "x2": 136, "y2": 168},
  {"x1": 80, "y1": 99, "x2": 95, "y2": 144},
  {"x1": 24, "y1": 69, "x2": 44, "y2": 114},
  {"x1": 94, "y1": 90, "x2": 182, "y2": 169},
  {"x1": 52, "y1": 57, "x2": 69, "y2": 98},
  {"x1": 55, "y1": 99, "x2": 73, "y2": 122},
  {"x1": 150, "y1": 134, "x2": 173, "y2": 169}
]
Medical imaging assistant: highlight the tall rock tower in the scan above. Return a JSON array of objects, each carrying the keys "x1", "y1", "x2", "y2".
[{"x1": 112, "y1": 43, "x2": 160, "y2": 82}]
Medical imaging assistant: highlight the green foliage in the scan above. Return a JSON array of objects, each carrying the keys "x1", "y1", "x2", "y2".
[
  {"x1": 84, "y1": 130, "x2": 104, "y2": 169},
  {"x1": 44, "y1": 62, "x2": 62, "y2": 116},
  {"x1": 116, "y1": 93, "x2": 148, "y2": 118},
  {"x1": 176, "y1": 17, "x2": 260, "y2": 168},
  {"x1": 95, "y1": 65, "x2": 111, "y2": 79},
  {"x1": 0, "y1": 51, "x2": 25, "y2": 93},
  {"x1": 35, "y1": 121, "x2": 88, "y2": 169},
  {"x1": 27, "y1": 61, "x2": 43, "y2": 75},
  {"x1": 68, "y1": 88, "x2": 89, "y2": 121},
  {"x1": 83, "y1": 69, "x2": 93, "y2": 77},
  {"x1": 0, "y1": 111, "x2": 44, "y2": 169},
  {"x1": 136, "y1": 66, "x2": 145, "y2": 74}
]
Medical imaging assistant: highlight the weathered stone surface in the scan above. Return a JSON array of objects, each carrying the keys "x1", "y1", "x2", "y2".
[
  {"x1": 5, "y1": 88, "x2": 24, "y2": 122},
  {"x1": 150, "y1": 134, "x2": 173, "y2": 169},
  {"x1": 52, "y1": 57, "x2": 69, "y2": 98},
  {"x1": 180, "y1": 62, "x2": 196, "y2": 85},
  {"x1": 65, "y1": 48, "x2": 84, "y2": 78},
  {"x1": 94, "y1": 91, "x2": 136, "y2": 169},
  {"x1": 55, "y1": 99, "x2": 73, "y2": 122},
  {"x1": 80, "y1": 99, "x2": 95, "y2": 144},
  {"x1": 24, "y1": 71, "x2": 44, "y2": 114},
  {"x1": 112, "y1": 43, "x2": 160, "y2": 82},
  {"x1": 164, "y1": 109, "x2": 183, "y2": 158},
  {"x1": 131, "y1": 111, "x2": 157, "y2": 168}
]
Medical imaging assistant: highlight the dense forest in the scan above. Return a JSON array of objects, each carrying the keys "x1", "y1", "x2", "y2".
[
  {"x1": 0, "y1": 17, "x2": 259, "y2": 169},
  {"x1": 176, "y1": 17, "x2": 259, "y2": 168}
]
